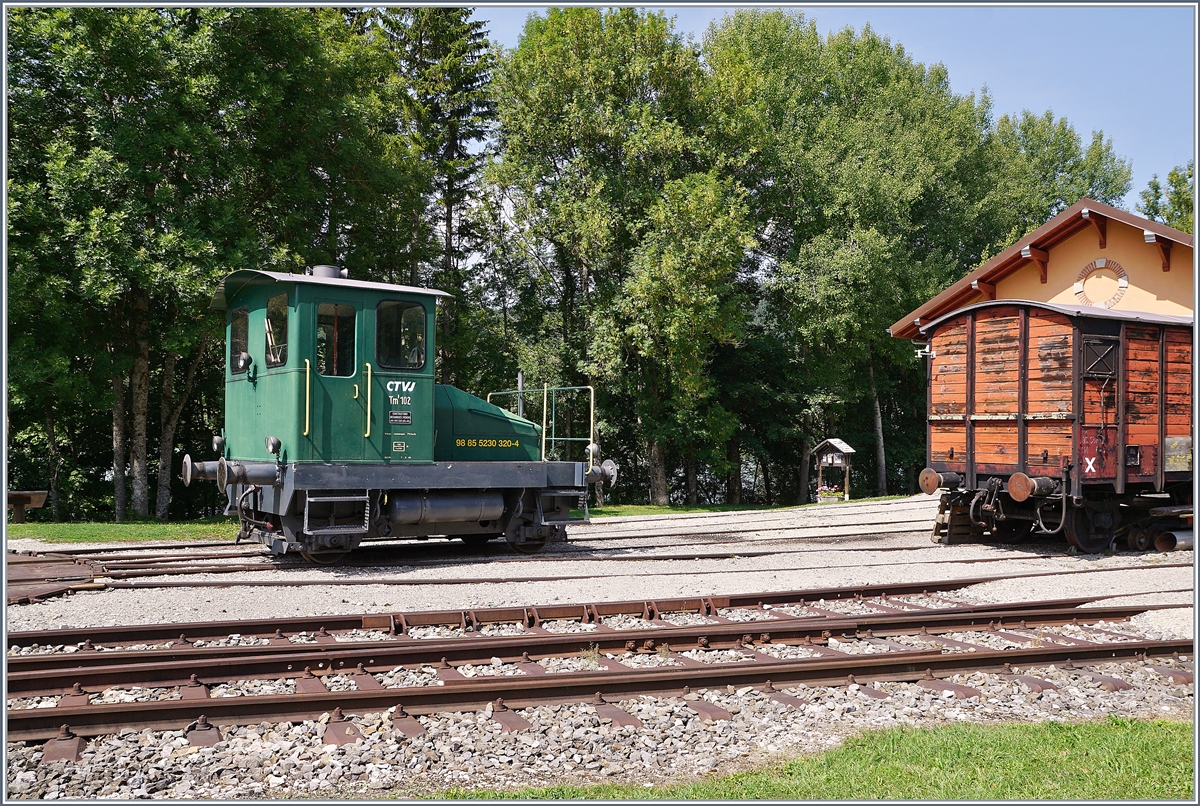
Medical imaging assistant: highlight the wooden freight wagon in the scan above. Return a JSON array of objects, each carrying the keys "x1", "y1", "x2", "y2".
[{"x1": 916, "y1": 299, "x2": 1192, "y2": 553}]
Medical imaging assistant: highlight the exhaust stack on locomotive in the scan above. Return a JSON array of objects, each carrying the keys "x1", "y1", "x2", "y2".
[{"x1": 184, "y1": 267, "x2": 616, "y2": 562}]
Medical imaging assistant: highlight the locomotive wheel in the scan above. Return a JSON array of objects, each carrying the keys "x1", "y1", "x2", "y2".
[
  {"x1": 992, "y1": 519, "x2": 1033, "y2": 542},
  {"x1": 508, "y1": 538, "x2": 547, "y2": 555},
  {"x1": 300, "y1": 550, "x2": 349, "y2": 565},
  {"x1": 460, "y1": 534, "x2": 499, "y2": 548},
  {"x1": 1063, "y1": 506, "x2": 1114, "y2": 554}
]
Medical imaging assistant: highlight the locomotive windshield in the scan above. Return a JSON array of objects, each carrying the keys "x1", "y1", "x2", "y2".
[
  {"x1": 316, "y1": 303, "x2": 356, "y2": 376},
  {"x1": 265, "y1": 292, "x2": 289, "y2": 367},
  {"x1": 229, "y1": 307, "x2": 249, "y2": 374},
  {"x1": 376, "y1": 300, "x2": 425, "y2": 370}
]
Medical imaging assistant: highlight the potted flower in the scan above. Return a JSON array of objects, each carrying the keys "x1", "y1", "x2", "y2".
[{"x1": 817, "y1": 485, "x2": 841, "y2": 503}]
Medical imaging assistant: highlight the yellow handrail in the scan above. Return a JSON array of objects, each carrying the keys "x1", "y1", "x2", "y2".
[
  {"x1": 541, "y1": 383, "x2": 548, "y2": 461},
  {"x1": 364, "y1": 363, "x2": 373, "y2": 437},
  {"x1": 303, "y1": 359, "x2": 311, "y2": 437}
]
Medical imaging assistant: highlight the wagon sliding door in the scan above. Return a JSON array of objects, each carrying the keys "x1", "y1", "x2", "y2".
[
  {"x1": 1024, "y1": 310, "x2": 1074, "y2": 479},
  {"x1": 971, "y1": 308, "x2": 1021, "y2": 480}
]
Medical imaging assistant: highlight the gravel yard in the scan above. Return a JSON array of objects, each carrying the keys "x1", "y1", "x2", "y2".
[{"x1": 5, "y1": 497, "x2": 1194, "y2": 798}]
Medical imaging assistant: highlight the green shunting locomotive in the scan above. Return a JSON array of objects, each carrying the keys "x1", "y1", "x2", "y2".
[{"x1": 183, "y1": 265, "x2": 617, "y2": 561}]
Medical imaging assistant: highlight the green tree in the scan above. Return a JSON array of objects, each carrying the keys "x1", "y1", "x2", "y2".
[
  {"x1": 486, "y1": 7, "x2": 709, "y2": 502},
  {"x1": 990, "y1": 110, "x2": 1133, "y2": 241},
  {"x1": 6, "y1": 7, "x2": 427, "y2": 519},
  {"x1": 1138, "y1": 160, "x2": 1194, "y2": 233},
  {"x1": 589, "y1": 172, "x2": 755, "y2": 504}
]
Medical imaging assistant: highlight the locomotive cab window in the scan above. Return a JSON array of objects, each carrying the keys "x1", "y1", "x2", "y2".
[
  {"x1": 229, "y1": 307, "x2": 249, "y2": 374},
  {"x1": 377, "y1": 300, "x2": 426, "y2": 370},
  {"x1": 316, "y1": 303, "x2": 356, "y2": 377},
  {"x1": 1082, "y1": 338, "x2": 1118, "y2": 379},
  {"x1": 264, "y1": 293, "x2": 289, "y2": 368}
]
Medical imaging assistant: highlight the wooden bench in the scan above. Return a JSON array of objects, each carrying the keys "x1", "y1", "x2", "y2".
[{"x1": 7, "y1": 491, "x2": 48, "y2": 523}]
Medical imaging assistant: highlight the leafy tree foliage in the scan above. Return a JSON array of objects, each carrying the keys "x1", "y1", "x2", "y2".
[
  {"x1": 6, "y1": 6, "x2": 1151, "y2": 521},
  {"x1": 1138, "y1": 160, "x2": 1194, "y2": 234}
]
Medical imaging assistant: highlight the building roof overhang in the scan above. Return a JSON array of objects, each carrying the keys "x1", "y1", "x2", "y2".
[{"x1": 889, "y1": 199, "x2": 1194, "y2": 341}]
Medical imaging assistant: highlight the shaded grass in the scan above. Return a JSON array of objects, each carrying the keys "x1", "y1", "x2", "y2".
[
  {"x1": 5, "y1": 517, "x2": 239, "y2": 544},
  {"x1": 439, "y1": 717, "x2": 1194, "y2": 801},
  {"x1": 12, "y1": 495, "x2": 918, "y2": 542},
  {"x1": 574, "y1": 494, "x2": 911, "y2": 519}
]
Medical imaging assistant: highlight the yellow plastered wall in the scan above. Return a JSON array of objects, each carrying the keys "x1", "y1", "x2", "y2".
[{"x1": 994, "y1": 220, "x2": 1193, "y2": 316}]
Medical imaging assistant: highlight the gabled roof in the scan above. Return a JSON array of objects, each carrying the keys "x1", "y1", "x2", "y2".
[
  {"x1": 889, "y1": 199, "x2": 1194, "y2": 340},
  {"x1": 211, "y1": 269, "x2": 451, "y2": 311},
  {"x1": 813, "y1": 438, "x2": 856, "y2": 455}
]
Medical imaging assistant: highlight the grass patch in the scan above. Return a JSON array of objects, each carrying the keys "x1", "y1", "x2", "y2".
[
  {"x1": 440, "y1": 717, "x2": 1194, "y2": 801},
  {"x1": 6, "y1": 517, "x2": 239, "y2": 544},
  {"x1": 573, "y1": 494, "x2": 912, "y2": 519}
]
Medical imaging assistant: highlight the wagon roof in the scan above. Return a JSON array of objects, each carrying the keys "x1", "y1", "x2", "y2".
[
  {"x1": 890, "y1": 198, "x2": 1194, "y2": 340},
  {"x1": 210, "y1": 269, "x2": 451, "y2": 310},
  {"x1": 917, "y1": 298, "x2": 1194, "y2": 336}
]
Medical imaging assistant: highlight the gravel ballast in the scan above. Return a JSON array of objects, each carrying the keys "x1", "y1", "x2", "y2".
[{"x1": 5, "y1": 498, "x2": 1193, "y2": 798}]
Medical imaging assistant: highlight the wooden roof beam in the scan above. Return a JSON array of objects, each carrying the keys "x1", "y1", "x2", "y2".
[
  {"x1": 1020, "y1": 245, "x2": 1049, "y2": 283},
  {"x1": 1144, "y1": 231, "x2": 1172, "y2": 270},
  {"x1": 970, "y1": 279, "x2": 996, "y2": 300},
  {"x1": 1081, "y1": 207, "x2": 1106, "y2": 248}
]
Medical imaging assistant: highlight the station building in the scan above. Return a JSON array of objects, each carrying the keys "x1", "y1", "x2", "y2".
[{"x1": 889, "y1": 198, "x2": 1194, "y2": 342}]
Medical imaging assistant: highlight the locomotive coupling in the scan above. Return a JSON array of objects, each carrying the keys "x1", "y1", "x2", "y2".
[
  {"x1": 919, "y1": 468, "x2": 961, "y2": 495},
  {"x1": 586, "y1": 458, "x2": 620, "y2": 486},
  {"x1": 1006, "y1": 472, "x2": 1059, "y2": 503},
  {"x1": 215, "y1": 457, "x2": 279, "y2": 488},
  {"x1": 181, "y1": 455, "x2": 218, "y2": 487}
]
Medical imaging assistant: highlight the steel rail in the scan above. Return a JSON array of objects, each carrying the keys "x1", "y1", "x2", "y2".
[
  {"x1": 10, "y1": 567, "x2": 1181, "y2": 648},
  {"x1": 4, "y1": 587, "x2": 1176, "y2": 671},
  {"x1": 5, "y1": 602, "x2": 1179, "y2": 695},
  {"x1": 97, "y1": 558, "x2": 1193, "y2": 591},
  {"x1": 7, "y1": 636, "x2": 1189, "y2": 742}
]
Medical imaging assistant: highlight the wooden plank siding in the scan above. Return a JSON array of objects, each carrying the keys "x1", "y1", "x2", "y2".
[
  {"x1": 1123, "y1": 326, "x2": 1162, "y2": 484},
  {"x1": 1164, "y1": 330, "x2": 1193, "y2": 436},
  {"x1": 930, "y1": 320, "x2": 968, "y2": 416},
  {"x1": 1025, "y1": 310, "x2": 1074, "y2": 476},
  {"x1": 972, "y1": 310, "x2": 1020, "y2": 414}
]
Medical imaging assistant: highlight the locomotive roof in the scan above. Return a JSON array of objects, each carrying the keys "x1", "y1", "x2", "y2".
[
  {"x1": 917, "y1": 298, "x2": 1194, "y2": 336},
  {"x1": 210, "y1": 269, "x2": 451, "y2": 311}
]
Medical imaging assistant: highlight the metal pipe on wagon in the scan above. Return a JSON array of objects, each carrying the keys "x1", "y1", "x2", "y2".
[{"x1": 1154, "y1": 530, "x2": 1193, "y2": 552}]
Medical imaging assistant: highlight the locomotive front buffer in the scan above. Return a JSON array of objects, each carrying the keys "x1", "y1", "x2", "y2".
[{"x1": 183, "y1": 266, "x2": 617, "y2": 562}]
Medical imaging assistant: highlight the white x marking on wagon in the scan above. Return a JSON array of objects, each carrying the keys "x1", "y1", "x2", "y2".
[{"x1": 1084, "y1": 457, "x2": 1097, "y2": 473}]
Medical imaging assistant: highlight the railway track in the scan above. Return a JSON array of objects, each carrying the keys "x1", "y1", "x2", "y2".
[{"x1": 7, "y1": 576, "x2": 1192, "y2": 748}]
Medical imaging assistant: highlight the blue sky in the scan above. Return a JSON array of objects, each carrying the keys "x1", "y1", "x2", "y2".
[{"x1": 474, "y1": 4, "x2": 1196, "y2": 207}]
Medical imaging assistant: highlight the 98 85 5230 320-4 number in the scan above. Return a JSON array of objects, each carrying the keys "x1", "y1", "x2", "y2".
[{"x1": 455, "y1": 439, "x2": 520, "y2": 448}]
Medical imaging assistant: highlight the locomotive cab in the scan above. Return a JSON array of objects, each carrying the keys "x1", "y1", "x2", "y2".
[{"x1": 184, "y1": 266, "x2": 615, "y2": 561}]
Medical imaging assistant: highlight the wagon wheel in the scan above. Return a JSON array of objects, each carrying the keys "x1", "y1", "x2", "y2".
[
  {"x1": 992, "y1": 519, "x2": 1034, "y2": 543},
  {"x1": 300, "y1": 550, "x2": 350, "y2": 565},
  {"x1": 1125, "y1": 527, "x2": 1153, "y2": 552},
  {"x1": 1063, "y1": 506, "x2": 1114, "y2": 554}
]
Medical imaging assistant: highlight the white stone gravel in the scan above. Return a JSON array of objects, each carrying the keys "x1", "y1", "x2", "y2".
[
  {"x1": 680, "y1": 648, "x2": 754, "y2": 664},
  {"x1": 5, "y1": 499, "x2": 1194, "y2": 798},
  {"x1": 540, "y1": 619, "x2": 597, "y2": 634},
  {"x1": 718, "y1": 607, "x2": 777, "y2": 622},
  {"x1": 5, "y1": 655, "x2": 1191, "y2": 799}
]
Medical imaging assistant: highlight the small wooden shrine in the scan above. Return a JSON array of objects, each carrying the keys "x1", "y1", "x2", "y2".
[{"x1": 813, "y1": 438, "x2": 856, "y2": 502}]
